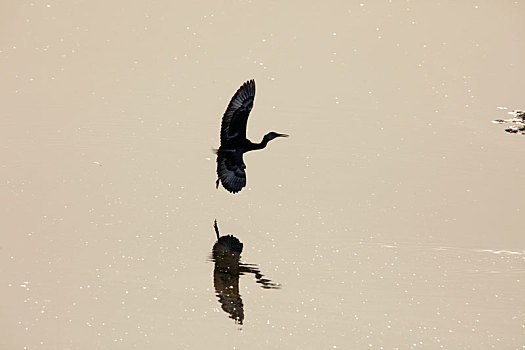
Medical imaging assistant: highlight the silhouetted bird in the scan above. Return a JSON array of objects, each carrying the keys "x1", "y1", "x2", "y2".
[{"x1": 215, "y1": 79, "x2": 288, "y2": 193}]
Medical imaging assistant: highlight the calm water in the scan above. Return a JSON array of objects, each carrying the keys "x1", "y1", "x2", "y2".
[{"x1": 1, "y1": 1, "x2": 524, "y2": 349}]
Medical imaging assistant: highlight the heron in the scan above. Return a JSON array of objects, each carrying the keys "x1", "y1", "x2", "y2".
[{"x1": 215, "y1": 79, "x2": 288, "y2": 193}]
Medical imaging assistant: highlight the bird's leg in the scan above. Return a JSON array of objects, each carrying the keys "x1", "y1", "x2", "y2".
[
  {"x1": 214, "y1": 219, "x2": 220, "y2": 240},
  {"x1": 216, "y1": 178, "x2": 220, "y2": 189}
]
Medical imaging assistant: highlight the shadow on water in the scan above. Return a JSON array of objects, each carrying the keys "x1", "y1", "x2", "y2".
[{"x1": 210, "y1": 220, "x2": 281, "y2": 325}]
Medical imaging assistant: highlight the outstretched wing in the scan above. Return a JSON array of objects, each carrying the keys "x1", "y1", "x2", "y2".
[
  {"x1": 216, "y1": 150, "x2": 247, "y2": 194},
  {"x1": 220, "y1": 80, "x2": 255, "y2": 144}
]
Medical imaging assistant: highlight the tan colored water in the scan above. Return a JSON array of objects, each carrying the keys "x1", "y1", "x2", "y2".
[{"x1": 1, "y1": 1, "x2": 524, "y2": 349}]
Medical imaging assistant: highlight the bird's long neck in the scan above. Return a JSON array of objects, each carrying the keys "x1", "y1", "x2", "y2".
[{"x1": 245, "y1": 137, "x2": 269, "y2": 151}]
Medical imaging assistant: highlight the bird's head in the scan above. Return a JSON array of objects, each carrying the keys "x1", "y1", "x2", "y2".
[{"x1": 264, "y1": 132, "x2": 289, "y2": 141}]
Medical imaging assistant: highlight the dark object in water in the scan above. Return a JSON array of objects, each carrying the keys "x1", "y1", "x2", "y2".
[
  {"x1": 215, "y1": 79, "x2": 288, "y2": 193},
  {"x1": 212, "y1": 220, "x2": 244, "y2": 324},
  {"x1": 211, "y1": 220, "x2": 280, "y2": 325},
  {"x1": 493, "y1": 109, "x2": 525, "y2": 135}
]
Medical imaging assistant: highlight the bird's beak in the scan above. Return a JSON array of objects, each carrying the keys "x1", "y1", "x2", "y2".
[{"x1": 277, "y1": 133, "x2": 289, "y2": 138}]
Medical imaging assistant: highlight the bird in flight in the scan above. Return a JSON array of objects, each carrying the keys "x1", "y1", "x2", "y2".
[{"x1": 215, "y1": 79, "x2": 288, "y2": 193}]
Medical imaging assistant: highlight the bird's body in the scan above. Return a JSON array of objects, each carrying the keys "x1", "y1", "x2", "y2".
[{"x1": 215, "y1": 79, "x2": 288, "y2": 193}]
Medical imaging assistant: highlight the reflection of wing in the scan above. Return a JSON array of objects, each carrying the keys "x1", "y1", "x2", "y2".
[
  {"x1": 216, "y1": 150, "x2": 246, "y2": 194},
  {"x1": 214, "y1": 264, "x2": 244, "y2": 325},
  {"x1": 220, "y1": 80, "x2": 255, "y2": 144},
  {"x1": 212, "y1": 238, "x2": 244, "y2": 324}
]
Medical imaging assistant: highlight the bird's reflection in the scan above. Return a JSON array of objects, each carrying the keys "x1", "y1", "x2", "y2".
[{"x1": 210, "y1": 220, "x2": 280, "y2": 325}]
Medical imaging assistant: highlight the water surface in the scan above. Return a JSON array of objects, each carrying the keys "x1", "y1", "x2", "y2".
[{"x1": 1, "y1": 1, "x2": 524, "y2": 349}]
